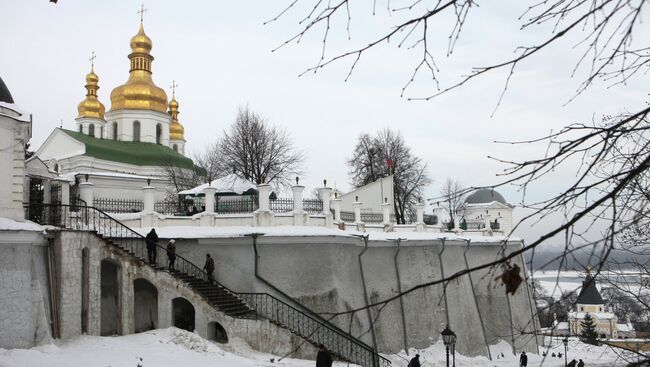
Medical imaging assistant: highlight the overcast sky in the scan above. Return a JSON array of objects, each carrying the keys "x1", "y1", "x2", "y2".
[{"x1": 1, "y1": 1, "x2": 647, "y2": 243}]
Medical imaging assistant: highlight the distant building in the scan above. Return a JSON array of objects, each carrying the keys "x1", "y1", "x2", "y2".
[{"x1": 551, "y1": 268, "x2": 635, "y2": 339}]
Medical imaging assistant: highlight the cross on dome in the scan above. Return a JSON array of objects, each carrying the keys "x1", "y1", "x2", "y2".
[
  {"x1": 170, "y1": 80, "x2": 178, "y2": 98},
  {"x1": 89, "y1": 51, "x2": 96, "y2": 71},
  {"x1": 137, "y1": 4, "x2": 148, "y2": 22}
]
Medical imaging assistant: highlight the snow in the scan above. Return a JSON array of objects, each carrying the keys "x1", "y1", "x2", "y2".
[
  {"x1": 0, "y1": 217, "x2": 45, "y2": 232},
  {"x1": 0, "y1": 328, "x2": 354, "y2": 367},
  {"x1": 59, "y1": 171, "x2": 160, "y2": 184},
  {"x1": 179, "y1": 174, "x2": 257, "y2": 195},
  {"x1": 132, "y1": 225, "x2": 519, "y2": 243},
  {"x1": 0, "y1": 101, "x2": 30, "y2": 121},
  {"x1": 0, "y1": 328, "x2": 641, "y2": 367}
]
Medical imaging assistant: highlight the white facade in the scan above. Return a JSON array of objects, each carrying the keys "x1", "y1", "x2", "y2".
[
  {"x1": 339, "y1": 175, "x2": 395, "y2": 214},
  {"x1": 104, "y1": 109, "x2": 171, "y2": 145},
  {"x1": 75, "y1": 116, "x2": 106, "y2": 139},
  {"x1": 0, "y1": 102, "x2": 31, "y2": 221}
]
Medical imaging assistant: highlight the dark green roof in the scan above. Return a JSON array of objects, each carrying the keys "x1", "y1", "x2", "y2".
[{"x1": 60, "y1": 128, "x2": 195, "y2": 169}]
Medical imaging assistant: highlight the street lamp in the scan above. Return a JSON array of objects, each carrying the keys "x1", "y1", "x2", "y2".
[
  {"x1": 441, "y1": 325, "x2": 457, "y2": 367},
  {"x1": 562, "y1": 336, "x2": 569, "y2": 367}
]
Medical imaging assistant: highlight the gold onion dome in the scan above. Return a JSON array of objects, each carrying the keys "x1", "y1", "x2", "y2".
[
  {"x1": 77, "y1": 67, "x2": 106, "y2": 119},
  {"x1": 110, "y1": 22, "x2": 168, "y2": 113},
  {"x1": 168, "y1": 97, "x2": 185, "y2": 140}
]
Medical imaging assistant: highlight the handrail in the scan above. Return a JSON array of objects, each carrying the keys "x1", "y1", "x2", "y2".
[{"x1": 24, "y1": 203, "x2": 390, "y2": 367}]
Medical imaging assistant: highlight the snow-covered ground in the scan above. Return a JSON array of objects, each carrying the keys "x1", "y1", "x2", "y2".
[
  {"x1": 532, "y1": 270, "x2": 645, "y2": 299},
  {"x1": 0, "y1": 328, "x2": 640, "y2": 367}
]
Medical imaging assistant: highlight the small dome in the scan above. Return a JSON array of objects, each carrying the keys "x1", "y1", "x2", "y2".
[
  {"x1": 78, "y1": 68, "x2": 105, "y2": 119},
  {"x1": 465, "y1": 188, "x2": 507, "y2": 205},
  {"x1": 0, "y1": 76, "x2": 15, "y2": 104},
  {"x1": 168, "y1": 97, "x2": 184, "y2": 140},
  {"x1": 86, "y1": 71, "x2": 99, "y2": 84},
  {"x1": 130, "y1": 22, "x2": 153, "y2": 54}
]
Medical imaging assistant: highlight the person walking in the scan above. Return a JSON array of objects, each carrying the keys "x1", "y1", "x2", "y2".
[
  {"x1": 519, "y1": 351, "x2": 528, "y2": 367},
  {"x1": 577, "y1": 359, "x2": 584, "y2": 367},
  {"x1": 203, "y1": 253, "x2": 215, "y2": 282},
  {"x1": 166, "y1": 239, "x2": 176, "y2": 271},
  {"x1": 315, "y1": 344, "x2": 332, "y2": 367},
  {"x1": 407, "y1": 354, "x2": 421, "y2": 367},
  {"x1": 567, "y1": 359, "x2": 577, "y2": 367},
  {"x1": 145, "y1": 229, "x2": 158, "y2": 265}
]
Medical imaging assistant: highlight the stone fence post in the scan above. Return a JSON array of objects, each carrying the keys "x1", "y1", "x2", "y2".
[
  {"x1": 331, "y1": 198, "x2": 342, "y2": 222},
  {"x1": 382, "y1": 201, "x2": 391, "y2": 225},
  {"x1": 79, "y1": 181, "x2": 94, "y2": 207},
  {"x1": 257, "y1": 184, "x2": 271, "y2": 211},
  {"x1": 415, "y1": 202, "x2": 425, "y2": 232},
  {"x1": 143, "y1": 186, "x2": 155, "y2": 212},
  {"x1": 60, "y1": 180, "x2": 70, "y2": 206},
  {"x1": 353, "y1": 200, "x2": 363, "y2": 223},
  {"x1": 292, "y1": 185, "x2": 304, "y2": 213},
  {"x1": 204, "y1": 186, "x2": 216, "y2": 214},
  {"x1": 318, "y1": 187, "x2": 332, "y2": 215}
]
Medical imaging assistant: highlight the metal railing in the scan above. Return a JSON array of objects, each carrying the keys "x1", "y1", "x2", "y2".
[
  {"x1": 340, "y1": 211, "x2": 355, "y2": 223},
  {"x1": 22, "y1": 203, "x2": 389, "y2": 367},
  {"x1": 361, "y1": 212, "x2": 383, "y2": 223},
  {"x1": 215, "y1": 195, "x2": 258, "y2": 214},
  {"x1": 302, "y1": 198, "x2": 323, "y2": 214},
  {"x1": 270, "y1": 197, "x2": 294, "y2": 213},
  {"x1": 94, "y1": 197, "x2": 144, "y2": 213}
]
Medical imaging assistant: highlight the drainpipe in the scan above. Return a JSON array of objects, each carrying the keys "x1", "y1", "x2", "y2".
[
  {"x1": 250, "y1": 232, "x2": 291, "y2": 299},
  {"x1": 437, "y1": 238, "x2": 450, "y2": 325},
  {"x1": 392, "y1": 238, "x2": 409, "y2": 355},
  {"x1": 502, "y1": 241, "x2": 517, "y2": 355},
  {"x1": 356, "y1": 234, "x2": 379, "y2": 355},
  {"x1": 463, "y1": 239, "x2": 492, "y2": 360},
  {"x1": 520, "y1": 239, "x2": 541, "y2": 351}
]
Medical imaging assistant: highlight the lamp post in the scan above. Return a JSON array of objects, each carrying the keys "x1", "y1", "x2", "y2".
[
  {"x1": 562, "y1": 336, "x2": 568, "y2": 367},
  {"x1": 441, "y1": 325, "x2": 457, "y2": 367}
]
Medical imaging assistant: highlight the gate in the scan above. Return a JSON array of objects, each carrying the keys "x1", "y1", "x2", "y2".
[{"x1": 27, "y1": 177, "x2": 44, "y2": 222}]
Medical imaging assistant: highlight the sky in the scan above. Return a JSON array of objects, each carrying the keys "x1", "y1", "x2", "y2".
[{"x1": 0, "y1": 0, "x2": 647, "y2": 243}]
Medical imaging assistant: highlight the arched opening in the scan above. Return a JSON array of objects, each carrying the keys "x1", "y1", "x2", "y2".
[
  {"x1": 100, "y1": 125, "x2": 104, "y2": 139},
  {"x1": 173, "y1": 144, "x2": 178, "y2": 152},
  {"x1": 133, "y1": 278, "x2": 158, "y2": 333},
  {"x1": 100, "y1": 259, "x2": 120, "y2": 336},
  {"x1": 112, "y1": 122, "x2": 118, "y2": 140},
  {"x1": 156, "y1": 123, "x2": 162, "y2": 144},
  {"x1": 207, "y1": 321, "x2": 228, "y2": 344},
  {"x1": 88, "y1": 124, "x2": 95, "y2": 137},
  {"x1": 133, "y1": 121, "x2": 141, "y2": 142},
  {"x1": 172, "y1": 297, "x2": 195, "y2": 332},
  {"x1": 78, "y1": 124, "x2": 83, "y2": 133},
  {"x1": 81, "y1": 248, "x2": 89, "y2": 333}
]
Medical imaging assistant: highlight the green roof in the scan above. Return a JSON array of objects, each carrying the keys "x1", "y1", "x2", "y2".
[{"x1": 60, "y1": 128, "x2": 196, "y2": 169}]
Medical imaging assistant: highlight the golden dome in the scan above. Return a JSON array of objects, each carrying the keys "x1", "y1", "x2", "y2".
[
  {"x1": 77, "y1": 67, "x2": 105, "y2": 119},
  {"x1": 168, "y1": 97, "x2": 185, "y2": 140},
  {"x1": 109, "y1": 22, "x2": 168, "y2": 113}
]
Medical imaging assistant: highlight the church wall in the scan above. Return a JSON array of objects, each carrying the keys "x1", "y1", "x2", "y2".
[
  {"x1": 171, "y1": 235, "x2": 539, "y2": 356},
  {"x1": 0, "y1": 115, "x2": 30, "y2": 221},
  {"x1": 0, "y1": 230, "x2": 52, "y2": 348},
  {"x1": 105, "y1": 109, "x2": 170, "y2": 145},
  {"x1": 339, "y1": 176, "x2": 395, "y2": 214}
]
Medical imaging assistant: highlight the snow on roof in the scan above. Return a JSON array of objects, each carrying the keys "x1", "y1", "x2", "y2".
[
  {"x1": 133, "y1": 225, "x2": 520, "y2": 243},
  {"x1": 60, "y1": 171, "x2": 163, "y2": 184},
  {"x1": 0, "y1": 101, "x2": 30, "y2": 122},
  {"x1": 178, "y1": 174, "x2": 258, "y2": 195},
  {"x1": 0, "y1": 217, "x2": 45, "y2": 232},
  {"x1": 617, "y1": 323, "x2": 631, "y2": 332},
  {"x1": 570, "y1": 311, "x2": 616, "y2": 320}
]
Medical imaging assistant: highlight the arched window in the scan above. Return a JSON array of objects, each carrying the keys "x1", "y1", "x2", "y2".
[
  {"x1": 88, "y1": 124, "x2": 95, "y2": 137},
  {"x1": 100, "y1": 126, "x2": 104, "y2": 139},
  {"x1": 112, "y1": 122, "x2": 118, "y2": 140},
  {"x1": 133, "y1": 121, "x2": 141, "y2": 142},
  {"x1": 173, "y1": 144, "x2": 178, "y2": 152},
  {"x1": 79, "y1": 124, "x2": 83, "y2": 133},
  {"x1": 156, "y1": 123, "x2": 162, "y2": 144}
]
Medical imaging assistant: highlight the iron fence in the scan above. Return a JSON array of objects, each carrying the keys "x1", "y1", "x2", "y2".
[
  {"x1": 340, "y1": 211, "x2": 355, "y2": 223},
  {"x1": 215, "y1": 195, "x2": 258, "y2": 214},
  {"x1": 94, "y1": 197, "x2": 144, "y2": 213},
  {"x1": 302, "y1": 198, "x2": 323, "y2": 214},
  {"x1": 270, "y1": 197, "x2": 294, "y2": 213},
  {"x1": 361, "y1": 212, "x2": 383, "y2": 223}
]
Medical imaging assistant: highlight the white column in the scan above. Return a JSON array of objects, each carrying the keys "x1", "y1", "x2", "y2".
[
  {"x1": 484, "y1": 214, "x2": 492, "y2": 231},
  {"x1": 143, "y1": 186, "x2": 155, "y2": 212},
  {"x1": 61, "y1": 181, "x2": 70, "y2": 206},
  {"x1": 331, "y1": 198, "x2": 342, "y2": 222},
  {"x1": 292, "y1": 185, "x2": 304, "y2": 213},
  {"x1": 353, "y1": 200, "x2": 363, "y2": 223},
  {"x1": 382, "y1": 202, "x2": 391, "y2": 225},
  {"x1": 204, "y1": 187, "x2": 216, "y2": 214},
  {"x1": 78, "y1": 182, "x2": 94, "y2": 207},
  {"x1": 318, "y1": 187, "x2": 333, "y2": 215},
  {"x1": 257, "y1": 184, "x2": 271, "y2": 211},
  {"x1": 415, "y1": 203, "x2": 425, "y2": 224},
  {"x1": 453, "y1": 215, "x2": 461, "y2": 231}
]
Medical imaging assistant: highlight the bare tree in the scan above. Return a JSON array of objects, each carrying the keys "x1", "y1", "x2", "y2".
[
  {"x1": 219, "y1": 106, "x2": 305, "y2": 187},
  {"x1": 439, "y1": 177, "x2": 465, "y2": 227},
  {"x1": 162, "y1": 142, "x2": 222, "y2": 194},
  {"x1": 348, "y1": 128, "x2": 431, "y2": 223}
]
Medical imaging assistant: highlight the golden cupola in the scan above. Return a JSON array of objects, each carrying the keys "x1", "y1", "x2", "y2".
[
  {"x1": 109, "y1": 21, "x2": 168, "y2": 113},
  {"x1": 77, "y1": 66, "x2": 106, "y2": 119},
  {"x1": 168, "y1": 96, "x2": 185, "y2": 140}
]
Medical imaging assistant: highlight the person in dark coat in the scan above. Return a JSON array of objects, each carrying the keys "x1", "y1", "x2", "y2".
[
  {"x1": 145, "y1": 229, "x2": 158, "y2": 265},
  {"x1": 519, "y1": 351, "x2": 528, "y2": 367},
  {"x1": 316, "y1": 344, "x2": 332, "y2": 367},
  {"x1": 166, "y1": 239, "x2": 177, "y2": 271},
  {"x1": 407, "y1": 354, "x2": 421, "y2": 367},
  {"x1": 577, "y1": 359, "x2": 585, "y2": 367},
  {"x1": 203, "y1": 253, "x2": 215, "y2": 282},
  {"x1": 567, "y1": 359, "x2": 577, "y2": 367}
]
